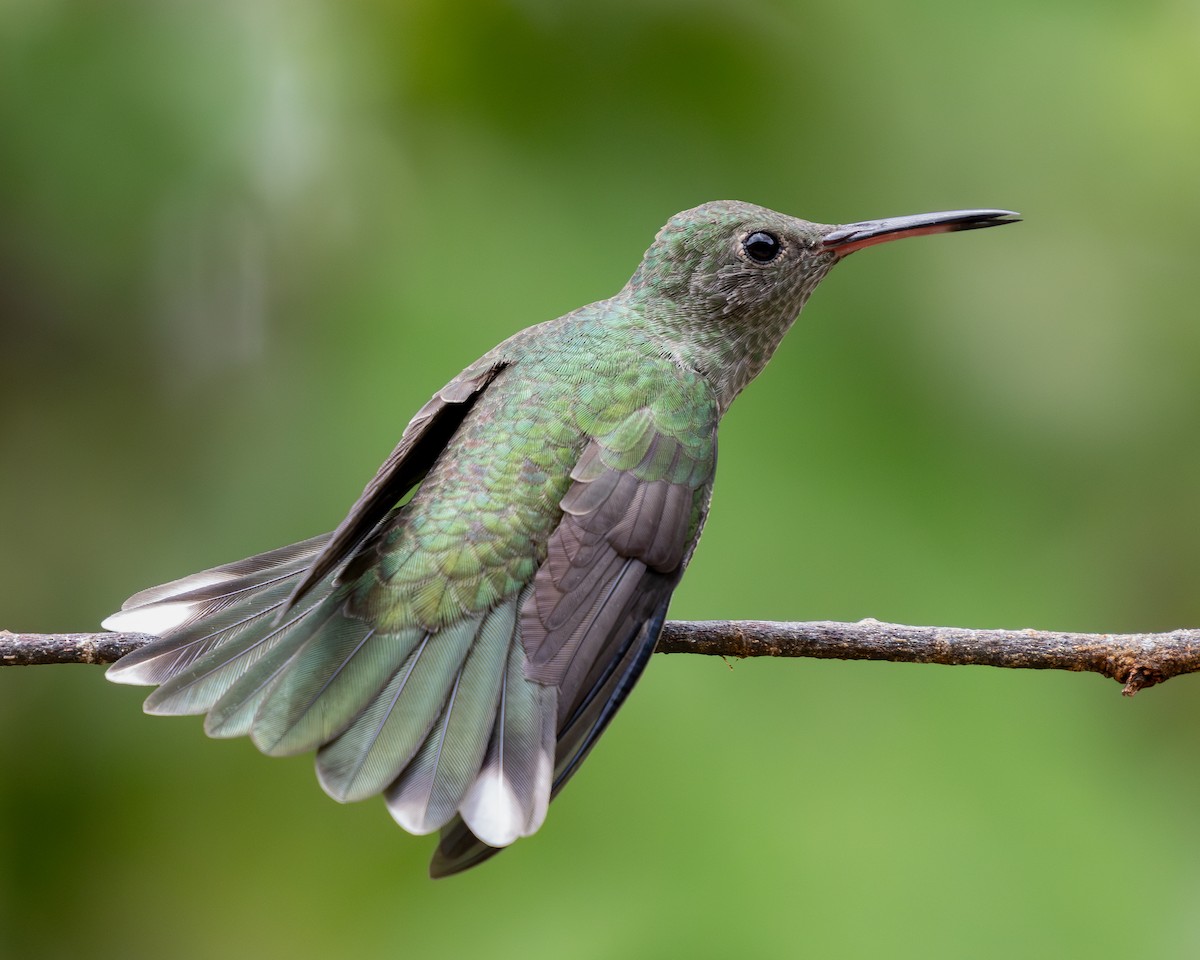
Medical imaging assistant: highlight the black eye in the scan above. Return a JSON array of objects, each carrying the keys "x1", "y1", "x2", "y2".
[{"x1": 742, "y1": 231, "x2": 781, "y2": 264}]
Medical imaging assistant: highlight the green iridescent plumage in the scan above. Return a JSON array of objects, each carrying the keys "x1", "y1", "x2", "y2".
[{"x1": 104, "y1": 200, "x2": 1017, "y2": 876}]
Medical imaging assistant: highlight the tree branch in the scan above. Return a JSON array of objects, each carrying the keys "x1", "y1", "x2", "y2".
[{"x1": 4, "y1": 620, "x2": 1198, "y2": 695}]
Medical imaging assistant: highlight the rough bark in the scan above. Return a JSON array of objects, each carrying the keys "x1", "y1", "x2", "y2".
[{"x1": 5, "y1": 619, "x2": 1198, "y2": 695}]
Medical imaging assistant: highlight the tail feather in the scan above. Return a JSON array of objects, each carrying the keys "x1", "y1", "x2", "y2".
[
  {"x1": 457, "y1": 629, "x2": 556, "y2": 847},
  {"x1": 247, "y1": 624, "x2": 411, "y2": 756},
  {"x1": 197, "y1": 597, "x2": 350, "y2": 739},
  {"x1": 429, "y1": 592, "x2": 666, "y2": 878},
  {"x1": 428, "y1": 818, "x2": 505, "y2": 878},
  {"x1": 104, "y1": 533, "x2": 330, "y2": 626},
  {"x1": 249, "y1": 617, "x2": 405, "y2": 757},
  {"x1": 385, "y1": 600, "x2": 511, "y2": 835},
  {"x1": 105, "y1": 544, "x2": 325, "y2": 687},
  {"x1": 314, "y1": 616, "x2": 479, "y2": 803},
  {"x1": 104, "y1": 533, "x2": 613, "y2": 878},
  {"x1": 141, "y1": 592, "x2": 324, "y2": 717},
  {"x1": 429, "y1": 597, "x2": 557, "y2": 877},
  {"x1": 105, "y1": 585, "x2": 292, "y2": 686}
]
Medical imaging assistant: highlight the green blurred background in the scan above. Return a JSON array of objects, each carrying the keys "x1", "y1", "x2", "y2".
[{"x1": 3, "y1": 1, "x2": 1200, "y2": 957}]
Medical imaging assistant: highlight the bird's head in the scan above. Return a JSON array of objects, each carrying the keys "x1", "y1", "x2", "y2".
[{"x1": 625, "y1": 200, "x2": 1018, "y2": 405}]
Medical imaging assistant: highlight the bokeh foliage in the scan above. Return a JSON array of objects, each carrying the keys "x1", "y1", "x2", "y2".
[{"x1": 3, "y1": 1, "x2": 1200, "y2": 957}]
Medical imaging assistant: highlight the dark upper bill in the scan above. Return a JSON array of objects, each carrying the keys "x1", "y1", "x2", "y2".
[{"x1": 822, "y1": 209, "x2": 1020, "y2": 256}]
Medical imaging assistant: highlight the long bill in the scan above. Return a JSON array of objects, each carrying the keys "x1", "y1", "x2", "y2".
[{"x1": 822, "y1": 209, "x2": 1020, "y2": 257}]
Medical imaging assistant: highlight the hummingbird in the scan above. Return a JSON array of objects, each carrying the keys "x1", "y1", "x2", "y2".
[{"x1": 104, "y1": 201, "x2": 1018, "y2": 877}]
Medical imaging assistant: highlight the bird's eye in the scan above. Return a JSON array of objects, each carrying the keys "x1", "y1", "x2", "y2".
[{"x1": 742, "y1": 231, "x2": 781, "y2": 264}]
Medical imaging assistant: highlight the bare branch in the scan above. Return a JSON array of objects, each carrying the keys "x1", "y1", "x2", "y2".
[
  {"x1": 0, "y1": 631, "x2": 145, "y2": 667},
  {"x1": 5, "y1": 620, "x2": 1199, "y2": 695},
  {"x1": 657, "y1": 620, "x2": 1200, "y2": 695}
]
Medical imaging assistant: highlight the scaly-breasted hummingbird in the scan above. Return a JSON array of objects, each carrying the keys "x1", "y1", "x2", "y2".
[{"x1": 105, "y1": 201, "x2": 1018, "y2": 876}]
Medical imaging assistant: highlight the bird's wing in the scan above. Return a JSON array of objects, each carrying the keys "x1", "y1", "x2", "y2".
[
  {"x1": 285, "y1": 358, "x2": 508, "y2": 608},
  {"x1": 431, "y1": 404, "x2": 717, "y2": 877}
]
